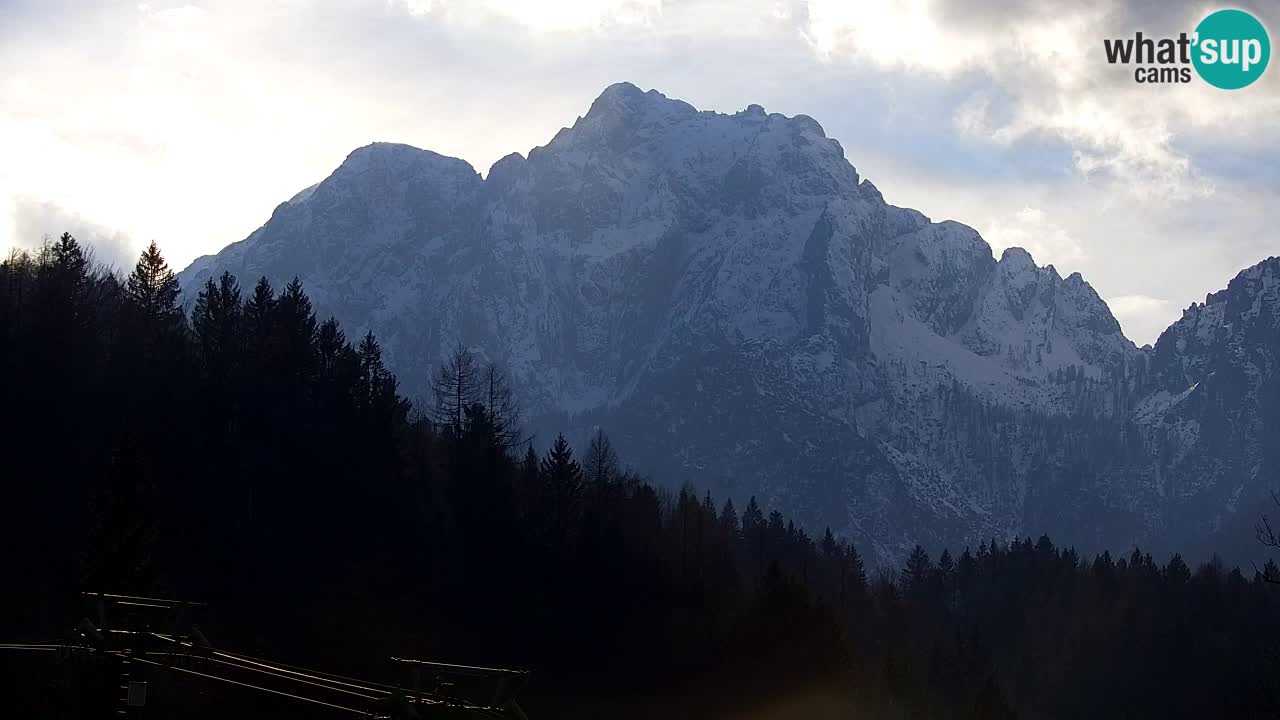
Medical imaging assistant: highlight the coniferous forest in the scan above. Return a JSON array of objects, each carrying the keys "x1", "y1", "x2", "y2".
[{"x1": 5, "y1": 234, "x2": 1280, "y2": 719}]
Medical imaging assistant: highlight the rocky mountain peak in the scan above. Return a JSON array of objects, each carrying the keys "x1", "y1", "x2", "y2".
[
  {"x1": 1149, "y1": 256, "x2": 1280, "y2": 393},
  {"x1": 997, "y1": 246, "x2": 1036, "y2": 273},
  {"x1": 326, "y1": 142, "x2": 481, "y2": 196},
  {"x1": 177, "y1": 84, "x2": 1280, "y2": 566}
]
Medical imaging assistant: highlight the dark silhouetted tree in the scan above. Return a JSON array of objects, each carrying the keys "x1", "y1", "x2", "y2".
[
  {"x1": 539, "y1": 433, "x2": 583, "y2": 549},
  {"x1": 191, "y1": 271, "x2": 242, "y2": 384},
  {"x1": 902, "y1": 544, "x2": 934, "y2": 602},
  {"x1": 126, "y1": 241, "x2": 183, "y2": 330},
  {"x1": 432, "y1": 341, "x2": 480, "y2": 435}
]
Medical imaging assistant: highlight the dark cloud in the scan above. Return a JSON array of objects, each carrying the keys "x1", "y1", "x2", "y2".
[{"x1": 1108, "y1": 0, "x2": 1279, "y2": 33}]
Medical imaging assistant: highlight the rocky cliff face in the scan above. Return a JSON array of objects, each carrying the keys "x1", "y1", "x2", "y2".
[{"x1": 180, "y1": 83, "x2": 1279, "y2": 563}]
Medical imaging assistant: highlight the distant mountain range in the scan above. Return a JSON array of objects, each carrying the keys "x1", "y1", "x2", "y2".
[{"x1": 179, "y1": 83, "x2": 1280, "y2": 564}]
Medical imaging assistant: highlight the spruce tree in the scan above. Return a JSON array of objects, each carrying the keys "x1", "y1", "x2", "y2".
[
  {"x1": 742, "y1": 497, "x2": 766, "y2": 575},
  {"x1": 719, "y1": 497, "x2": 739, "y2": 541},
  {"x1": 31, "y1": 234, "x2": 94, "y2": 414},
  {"x1": 846, "y1": 542, "x2": 867, "y2": 595},
  {"x1": 191, "y1": 271, "x2": 242, "y2": 381},
  {"x1": 938, "y1": 548, "x2": 955, "y2": 576},
  {"x1": 357, "y1": 331, "x2": 403, "y2": 425},
  {"x1": 126, "y1": 241, "x2": 182, "y2": 329},
  {"x1": 276, "y1": 277, "x2": 319, "y2": 373},
  {"x1": 316, "y1": 317, "x2": 352, "y2": 380},
  {"x1": 514, "y1": 442, "x2": 543, "y2": 537},
  {"x1": 37, "y1": 232, "x2": 90, "y2": 319},
  {"x1": 821, "y1": 527, "x2": 838, "y2": 559},
  {"x1": 244, "y1": 277, "x2": 275, "y2": 330},
  {"x1": 901, "y1": 544, "x2": 934, "y2": 600},
  {"x1": 539, "y1": 433, "x2": 583, "y2": 549},
  {"x1": 1165, "y1": 553, "x2": 1191, "y2": 585}
]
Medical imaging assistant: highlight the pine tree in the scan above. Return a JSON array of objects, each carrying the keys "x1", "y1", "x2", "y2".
[
  {"x1": 937, "y1": 548, "x2": 956, "y2": 602},
  {"x1": 357, "y1": 331, "x2": 404, "y2": 426},
  {"x1": 118, "y1": 242, "x2": 187, "y2": 438},
  {"x1": 317, "y1": 317, "x2": 353, "y2": 381},
  {"x1": 244, "y1": 276, "x2": 276, "y2": 346},
  {"x1": 938, "y1": 548, "x2": 955, "y2": 575},
  {"x1": 50, "y1": 231, "x2": 88, "y2": 276},
  {"x1": 701, "y1": 491, "x2": 717, "y2": 528},
  {"x1": 30, "y1": 234, "x2": 95, "y2": 415},
  {"x1": 741, "y1": 497, "x2": 763, "y2": 532},
  {"x1": 675, "y1": 484, "x2": 698, "y2": 581},
  {"x1": 539, "y1": 433, "x2": 583, "y2": 549},
  {"x1": 845, "y1": 542, "x2": 867, "y2": 595},
  {"x1": 276, "y1": 277, "x2": 319, "y2": 375},
  {"x1": 126, "y1": 241, "x2": 182, "y2": 329},
  {"x1": 37, "y1": 232, "x2": 90, "y2": 319},
  {"x1": 767, "y1": 509, "x2": 786, "y2": 554},
  {"x1": 1165, "y1": 553, "x2": 1191, "y2": 585},
  {"x1": 821, "y1": 527, "x2": 838, "y2": 559},
  {"x1": 516, "y1": 442, "x2": 541, "y2": 530},
  {"x1": 742, "y1": 497, "x2": 766, "y2": 576},
  {"x1": 719, "y1": 497, "x2": 739, "y2": 541},
  {"x1": 190, "y1": 271, "x2": 242, "y2": 381},
  {"x1": 901, "y1": 544, "x2": 934, "y2": 601},
  {"x1": 453, "y1": 399, "x2": 514, "y2": 551}
]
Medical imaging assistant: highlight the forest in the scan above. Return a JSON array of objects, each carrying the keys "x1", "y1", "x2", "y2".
[{"x1": 3, "y1": 234, "x2": 1280, "y2": 719}]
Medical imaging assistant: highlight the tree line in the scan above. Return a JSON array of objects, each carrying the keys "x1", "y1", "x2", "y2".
[{"x1": 3, "y1": 235, "x2": 1280, "y2": 719}]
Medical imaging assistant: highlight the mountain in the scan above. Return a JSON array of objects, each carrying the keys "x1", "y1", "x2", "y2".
[{"x1": 179, "y1": 83, "x2": 1280, "y2": 564}]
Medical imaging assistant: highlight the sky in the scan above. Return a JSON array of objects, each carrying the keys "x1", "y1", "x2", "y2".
[{"x1": 2, "y1": 0, "x2": 1278, "y2": 345}]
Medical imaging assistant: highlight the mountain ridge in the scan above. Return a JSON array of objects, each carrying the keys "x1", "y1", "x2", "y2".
[{"x1": 179, "y1": 83, "x2": 1279, "y2": 564}]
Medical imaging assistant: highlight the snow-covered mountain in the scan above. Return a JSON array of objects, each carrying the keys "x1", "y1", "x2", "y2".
[{"x1": 179, "y1": 83, "x2": 1280, "y2": 563}]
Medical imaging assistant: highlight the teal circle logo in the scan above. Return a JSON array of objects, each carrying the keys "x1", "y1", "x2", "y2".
[{"x1": 1192, "y1": 9, "x2": 1270, "y2": 89}]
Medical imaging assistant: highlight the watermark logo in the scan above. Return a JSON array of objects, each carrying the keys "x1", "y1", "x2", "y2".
[
  {"x1": 1193, "y1": 9, "x2": 1270, "y2": 88},
  {"x1": 1103, "y1": 8, "x2": 1270, "y2": 89}
]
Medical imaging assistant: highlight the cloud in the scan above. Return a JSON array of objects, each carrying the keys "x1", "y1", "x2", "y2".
[
  {"x1": 804, "y1": 0, "x2": 1277, "y2": 205},
  {"x1": 401, "y1": 0, "x2": 663, "y2": 31},
  {"x1": 953, "y1": 93, "x2": 993, "y2": 136},
  {"x1": 982, "y1": 206, "x2": 1087, "y2": 265},
  {"x1": 11, "y1": 198, "x2": 139, "y2": 272},
  {"x1": 1107, "y1": 294, "x2": 1172, "y2": 346},
  {"x1": 0, "y1": 0, "x2": 1275, "y2": 348}
]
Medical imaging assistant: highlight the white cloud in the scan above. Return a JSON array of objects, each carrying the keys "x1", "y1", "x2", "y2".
[
  {"x1": 983, "y1": 206, "x2": 1087, "y2": 265},
  {"x1": 1108, "y1": 293, "x2": 1170, "y2": 314},
  {"x1": 803, "y1": 0, "x2": 984, "y2": 71},
  {"x1": 400, "y1": 0, "x2": 663, "y2": 31},
  {"x1": 953, "y1": 93, "x2": 992, "y2": 136},
  {"x1": 10, "y1": 197, "x2": 139, "y2": 272},
  {"x1": 803, "y1": 0, "x2": 1275, "y2": 205},
  {"x1": 0, "y1": 0, "x2": 1275, "y2": 350},
  {"x1": 1107, "y1": 294, "x2": 1172, "y2": 346}
]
